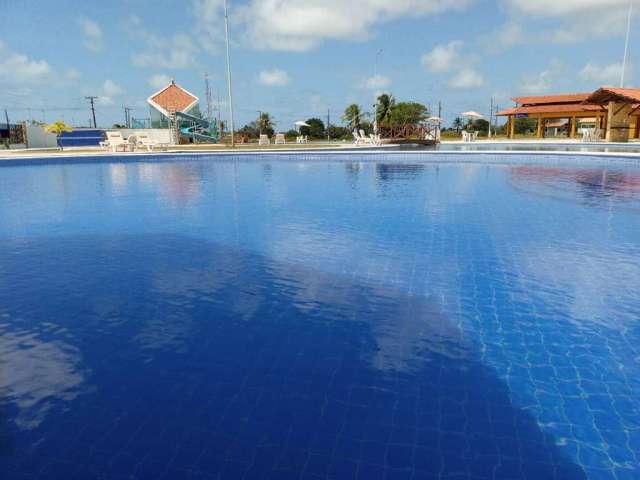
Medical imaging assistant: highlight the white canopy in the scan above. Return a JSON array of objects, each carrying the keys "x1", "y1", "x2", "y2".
[
  {"x1": 426, "y1": 116, "x2": 442, "y2": 123},
  {"x1": 294, "y1": 121, "x2": 310, "y2": 127},
  {"x1": 460, "y1": 111, "x2": 483, "y2": 119}
]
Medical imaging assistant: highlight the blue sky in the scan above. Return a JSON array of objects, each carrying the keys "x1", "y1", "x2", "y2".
[{"x1": 0, "y1": 0, "x2": 636, "y2": 129}]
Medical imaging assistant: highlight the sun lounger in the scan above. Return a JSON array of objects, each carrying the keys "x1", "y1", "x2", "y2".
[
  {"x1": 135, "y1": 132, "x2": 157, "y2": 151},
  {"x1": 258, "y1": 134, "x2": 270, "y2": 145},
  {"x1": 100, "y1": 131, "x2": 130, "y2": 152},
  {"x1": 274, "y1": 133, "x2": 286, "y2": 145}
]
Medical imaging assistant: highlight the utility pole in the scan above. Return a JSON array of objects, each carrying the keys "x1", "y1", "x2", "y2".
[
  {"x1": 4, "y1": 109, "x2": 10, "y2": 129},
  {"x1": 85, "y1": 96, "x2": 98, "y2": 128},
  {"x1": 223, "y1": 0, "x2": 235, "y2": 146},
  {"x1": 621, "y1": 0, "x2": 633, "y2": 87},
  {"x1": 257, "y1": 110, "x2": 263, "y2": 135}
]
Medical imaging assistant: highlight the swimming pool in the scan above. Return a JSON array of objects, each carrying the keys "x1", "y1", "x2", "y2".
[{"x1": 1, "y1": 153, "x2": 639, "y2": 479}]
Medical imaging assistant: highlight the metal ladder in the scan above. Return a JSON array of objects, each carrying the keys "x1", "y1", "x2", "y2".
[{"x1": 167, "y1": 106, "x2": 179, "y2": 145}]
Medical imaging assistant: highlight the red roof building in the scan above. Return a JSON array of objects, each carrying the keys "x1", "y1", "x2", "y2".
[{"x1": 497, "y1": 87, "x2": 640, "y2": 141}]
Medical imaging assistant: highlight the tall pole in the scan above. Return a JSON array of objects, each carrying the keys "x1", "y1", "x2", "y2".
[
  {"x1": 621, "y1": 0, "x2": 633, "y2": 87},
  {"x1": 373, "y1": 48, "x2": 383, "y2": 134},
  {"x1": 85, "y1": 96, "x2": 98, "y2": 128},
  {"x1": 327, "y1": 109, "x2": 330, "y2": 140},
  {"x1": 205, "y1": 73, "x2": 213, "y2": 126},
  {"x1": 4, "y1": 109, "x2": 10, "y2": 129},
  {"x1": 257, "y1": 110, "x2": 262, "y2": 135},
  {"x1": 223, "y1": 0, "x2": 235, "y2": 146},
  {"x1": 489, "y1": 97, "x2": 494, "y2": 138}
]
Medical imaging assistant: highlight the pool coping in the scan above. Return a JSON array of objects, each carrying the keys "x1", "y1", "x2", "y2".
[{"x1": 2, "y1": 146, "x2": 640, "y2": 168}]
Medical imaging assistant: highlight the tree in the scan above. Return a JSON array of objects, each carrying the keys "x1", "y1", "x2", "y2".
[
  {"x1": 44, "y1": 120, "x2": 72, "y2": 136},
  {"x1": 375, "y1": 93, "x2": 395, "y2": 126},
  {"x1": 388, "y1": 102, "x2": 428, "y2": 128},
  {"x1": 472, "y1": 119, "x2": 490, "y2": 135},
  {"x1": 257, "y1": 112, "x2": 275, "y2": 137},
  {"x1": 452, "y1": 117, "x2": 463, "y2": 133},
  {"x1": 514, "y1": 117, "x2": 537, "y2": 135},
  {"x1": 300, "y1": 118, "x2": 325, "y2": 138},
  {"x1": 327, "y1": 125, "x2": 350, "y2": 139},
  {"x1": 342, "y1": 104, "x2": 363, "y2": 131}
]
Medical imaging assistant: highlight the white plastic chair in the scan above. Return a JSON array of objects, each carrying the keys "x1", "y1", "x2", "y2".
[
  {"x1": 258, "y1": 134, "x2": 270, "y2": 145},
  {"x1": 101, "y1": 131, "x2": 129, "y2": 152},
  {"x1": 274, "y1": 133, "x2": 286, "y2": 144}
]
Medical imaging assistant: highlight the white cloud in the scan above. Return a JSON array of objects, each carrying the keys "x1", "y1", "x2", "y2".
[
  {"x1": 66, "y1": 68, "x2": 80, "y2": 81},
  {"x1": 422, "y1": 40, "x2": 483, "y2": 90},
  {"x1": 98, "y1": 79, "x2": 125, "y2": 106},
  {"x1": 0, "y1": 41, "x2": 53, "y2": 84},
  {"x1": 258, "y1": 68, "x2": 291, "y2": 87},
  {"x1": 235, "y1": 0, "x2": 474, "y2": 51},
  {"x1": 449, "y1": 68, "x2": 484, "y2": 89},
  {"x1": 148, "y1": 73, "x2": 173, "y2": 90},
  {"x1": 362, "y1": 74, "x2": 391, "y2": 90},
  {"x1": 520, "y1": 61, "x2": 567, "y2": 94},
  {"x1": 78, "y1": 17, "x2": 104, "y2": 52},
  {"x1": 503, "y1": 0, "x2": 631, "y2": 44},
  {"x1": 422, "y1": 40, "x2": 463, "y2": 73},
  {"x1": 579, "y1": 62, "x2": 624, "y2": 85},
  {"x1": 505, "y1": 0, "x2": 627, "y2": 16},
  {"x1": 191, "y1": 0, "x2": 224, "y2": 53},
  {"x1": 131, "y1": 33, "x2": 199, "y2": 69}
]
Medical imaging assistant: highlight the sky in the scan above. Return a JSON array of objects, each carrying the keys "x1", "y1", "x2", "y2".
[{"x1": 0, "y1": 0, "x2": 636, "y2": 130}]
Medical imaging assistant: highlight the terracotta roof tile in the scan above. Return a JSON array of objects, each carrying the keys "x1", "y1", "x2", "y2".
[
  {"x1": 513, "y1": 93, "x2": 592, "y2": 105},
  {"x1": 496, "y1": 104, "x2": 604, "y2": 116},
  {"x1": 584, "y1": 87, "x2": 640, "y2": 105},
  {"x1": 148, "y1": 81, "x2": 198, "y2": 114}
]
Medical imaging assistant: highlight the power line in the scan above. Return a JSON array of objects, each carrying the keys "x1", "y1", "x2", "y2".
[{"x1": 85, "y1": 96, "x2": 98, "y2": 128}]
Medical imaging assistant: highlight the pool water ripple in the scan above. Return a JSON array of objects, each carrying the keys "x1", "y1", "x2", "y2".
[{"x1": 0, "y1": 154, "x2": 639, "y2": 479}]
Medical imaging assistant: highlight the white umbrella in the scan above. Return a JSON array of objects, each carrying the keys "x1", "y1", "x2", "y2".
[
  {"x1": 460, "y1": 111, "x2": 484, "y2": 119},
  {"x1": 294, "y1": 121, "x2": 310, "y2": 127},
  {"x1": 426, "y1": 116, "x2": 442, "y2": 123}
]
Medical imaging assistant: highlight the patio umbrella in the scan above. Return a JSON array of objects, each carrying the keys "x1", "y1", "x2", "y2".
[
  {"x1": 426, "y1": 116, "x2": 442, "y2": 123},
  {"x1": 294, "y1": 121, "x2": 310, "y2": 133},
  {"x1": 460, "y1": 111, "x2": 483, "y2": 119}
]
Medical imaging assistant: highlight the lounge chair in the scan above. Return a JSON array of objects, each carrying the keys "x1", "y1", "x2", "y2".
[
  {"x1": 274, "y1": 133, "x2": 286, "y2": 145},
  {"x1": 100, "y1": 131, "x2": 130, "y2": 152},
  {"x1": 593, "y1": 128, "x2": 603, "y2": 142},
  {"x1": 258, "y1": 134, "x2": 270, "y2": 145},
  {"x1": 135, "y1": 132, "x2": 156, "y2": 151}
]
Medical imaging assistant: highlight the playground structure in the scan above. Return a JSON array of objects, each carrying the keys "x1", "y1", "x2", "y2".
[{"x1": 147, "y1": 80, "x2": 219, "y2": 145}]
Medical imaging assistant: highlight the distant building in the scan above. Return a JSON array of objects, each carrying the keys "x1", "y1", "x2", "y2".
[
  {"x1": 147, "y1": 80, "x2": 201, "y2": 129},
  {"x1": 497, "y1": 87, "x2": 640, "y2": 142}
]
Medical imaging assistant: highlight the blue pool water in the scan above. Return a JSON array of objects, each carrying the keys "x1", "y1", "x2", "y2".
[{"x1": 0, "y1": 153, "x2": 639, "y2": 480}]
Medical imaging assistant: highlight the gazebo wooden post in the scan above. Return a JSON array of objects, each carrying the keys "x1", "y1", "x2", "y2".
[
  {"x1": 570, "y1": 116, "x2": 577, "y2": 138},
  {"x1": 509, "y1": 116, "x2": 515, "y2": 139},
  {"x1": 536, "y1": 115, "x2": 543, "y2": 138}
]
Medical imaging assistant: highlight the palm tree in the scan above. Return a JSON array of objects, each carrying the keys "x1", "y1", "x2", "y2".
[
  {"x1": 452, "y1": 117, "x2": 463, "y2": 133},
  {"x1": 375, "y1": 93, "x2": 395, "y2": 126},
  {"x1": 342, "y1": 104, "x2": 362, "y2": 131},
  {"x1": 44, "y1": 120, "x2": 72, "y2": 136},
  {"x1": 257, "y1": 112, "x2": 274, "y2": 135}
]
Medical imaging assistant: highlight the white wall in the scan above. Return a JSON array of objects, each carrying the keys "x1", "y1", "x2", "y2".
[
  {"x1": 114, "y1": 129, "x2": 172, "y2": 144},
  {"x1": 25, "y1": 124, "x2": 58, "y2": 149}
]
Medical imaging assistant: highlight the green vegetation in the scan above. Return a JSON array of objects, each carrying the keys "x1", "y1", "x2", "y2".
[
  {"x1": 300, "y1": 118, "x2": 325, "y2": 138},
  {"x1": 341, "y1": 104, "x2": 364, "y2": 131},
  {"x1": 44, "y1": 120, "x2": 72, "y2": 136}
]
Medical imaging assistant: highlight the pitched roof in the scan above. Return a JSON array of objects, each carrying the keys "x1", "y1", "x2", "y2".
[
  {"x1": 513, "y1": 93, "x2": 591, "y2": 105},
  {"x1": 496, "y1": 103, "x2": 603, "y2": 116},
  {"x1": 147, "y1": 80, "x2": 199, "y2": 116},
  {"x1": 584, "y1": 87, "x2": 640, "y2": 105}
]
